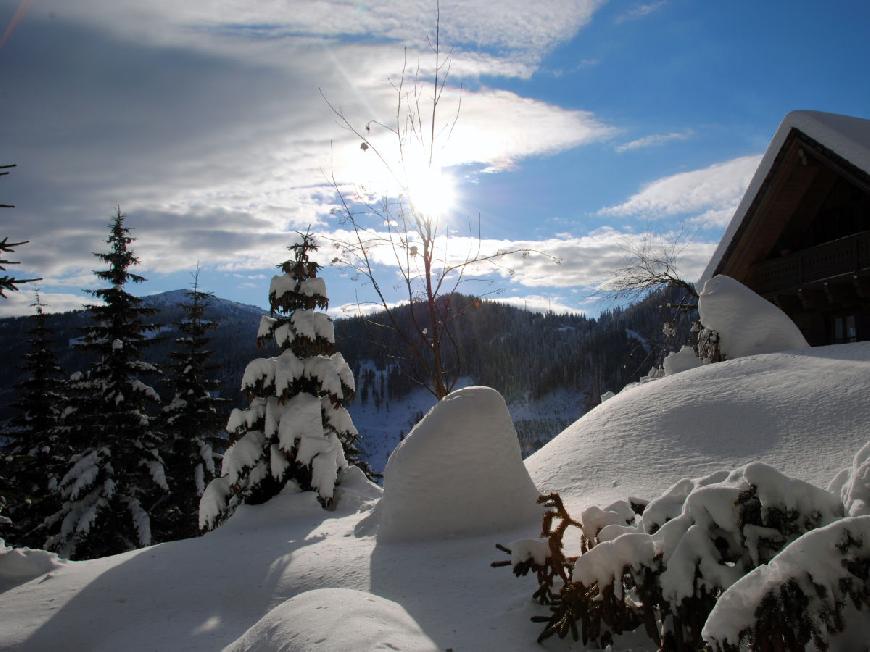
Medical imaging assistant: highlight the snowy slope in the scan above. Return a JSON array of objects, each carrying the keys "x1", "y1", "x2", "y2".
[
  {"x1": 527, "y1": 342, "x2": 870, "y2": 512},
  {"x1": 2, "y1": 344, "x2": 868, "y2": 651}
]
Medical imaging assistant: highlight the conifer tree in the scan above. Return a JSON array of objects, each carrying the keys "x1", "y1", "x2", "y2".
[
  {"x1": 155, "y1": 270, "x2": 224, "y2": 541},
  {"x1": 199, "y1": 232, "x2": 360, "y2": 531},
  {"x1": 44, "y1": 208, "x2": 167, "y2": 559},
  {"x1": 0, "y1": 295, "x2": 67, "y2": 547}
]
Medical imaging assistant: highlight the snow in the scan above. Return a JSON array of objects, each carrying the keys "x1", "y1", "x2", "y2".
[
  {"x1": 698, "y1": 275, "x2": 808, "y2": 359},
  {"x1": 222, "y1": 431, "x2": 268, "y2": 484},
  {"x1": 835, "y1": 440, "x2": 870, "y2": 516},
  {"x1": 273, "y1": 350, "x2": 304, "y2": 395},
  {"x1": 702, "y1": 110, "x2": 870, "y2": 283},
  {"x1": 256, "y1": 315, "x2": 275, "y2": 340},
  {"x1": 225, "y1": 588, "x2": 437, "y2": 652},
  {"x1": 276, "y1": 393, "x2": 323, "y2": 455},
  {"x1": 509, "y1": 538, "x2": 550, "y2": 566},
  {"x1": 291, "y1": 311, "x2": 335, "y2": 343},
  {"x1": 371, "y1": 387, "x2": 541, "y2": 542},
  {"x1": 299, "y1": 277, "x2": 327, "y2": 300},
  {"x1": 527, "y1": 342, "x2": 870, "y2": 514},
  {"x1": 0, "y1": 543, "x2": 66, "y2": 593},
  {"x1": 241, "y1": 358, "x2": 275, "y2": 392},
  {"x1": 268, "y1": 276, "x2": 328, "y2": 302},
  {"x1": 662, "y1": 345, "x2": 701, "y2": 375}
]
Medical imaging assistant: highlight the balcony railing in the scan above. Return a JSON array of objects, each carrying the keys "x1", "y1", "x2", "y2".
[{"x1": 750, "y1": 230, "x2": 870, "y2": 295}]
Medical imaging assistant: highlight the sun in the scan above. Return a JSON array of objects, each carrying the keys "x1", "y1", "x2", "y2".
[{"x1": 406, "y1": 162, "x2": 457, "y2": 220}]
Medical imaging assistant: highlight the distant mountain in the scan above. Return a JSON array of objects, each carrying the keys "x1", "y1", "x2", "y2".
[{"x1": 0, "y1": 287, "x2": 695, "y2": 469}]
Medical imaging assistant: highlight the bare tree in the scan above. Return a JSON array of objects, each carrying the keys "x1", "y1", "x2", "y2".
[
  {"x1": 607, "y1": 233, "x2": 704, "y2": 354},
  {"x1": 322, "y1": 3, "x2": 555, "y2": 399},
  {"x1": 1, "y1": 164, "x2": 41, "y2": 298}
]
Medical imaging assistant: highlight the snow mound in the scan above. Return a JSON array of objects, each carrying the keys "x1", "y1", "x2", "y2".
[
  {"x1": 663, "y1": 345, "x2": 701, "y2": 375},
  {"x1": 373, "y1": 386, "x2": 541, "y2": 542},
  {"x1": 224, "y1": 588, "x2": 436, "y2": 652},
  {"x1": 0, "y1": 542, "x2": 66, "y2": 592},
  {"x1": 698, "y1": 275, "x2": 808, "y2": 359},
  {"x1": 526, "y1": 343, "x2": 870, "y2": 512}
]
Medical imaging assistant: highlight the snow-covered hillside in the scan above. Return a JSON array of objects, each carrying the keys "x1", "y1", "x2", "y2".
[{"x1": 2, "y1": 343, "x2": 868, "y2": 650}]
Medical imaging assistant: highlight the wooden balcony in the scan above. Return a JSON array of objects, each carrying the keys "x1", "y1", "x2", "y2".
[{"x1": 749, "y1": 230, "x2": 870, "y2": 296}]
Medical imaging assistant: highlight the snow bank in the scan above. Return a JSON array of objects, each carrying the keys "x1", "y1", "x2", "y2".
[
  {"x1": 698, "y1": 275, "x2": 808, "y2": 359},
  {"x1": 0, "y1": 542, "x2": 66, "y2": 592},
  {"x1": 662, "y1": 345, "x2": 701, "y2": 375},
  {"x1": 225, "y1": 588, "x2": 435, "y2": 652},
  {"x1": 374, "y1": 386, "x2": 541, "y2": 542},
  {"x1": 527, "y1": 342, "x2": 870, "y2": 513}
]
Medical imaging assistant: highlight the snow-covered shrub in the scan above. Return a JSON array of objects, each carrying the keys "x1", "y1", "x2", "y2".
[
  {"x1": 829, "y1": 441, "x2": 870, "y2": 517},
  {"x1": 495, "y1": 462, "x2": 844, "y2": 649},
  {"x1": 698, "y1": 275, "x2": 808, "y2": 359},
  {"x1": 703, "y1": 516, "x2": 870, "y2": 651}
]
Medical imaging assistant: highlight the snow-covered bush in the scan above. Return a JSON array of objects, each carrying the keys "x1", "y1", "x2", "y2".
[
  {"x1": 199, "y1": 233, "x2": 362, "y2": 531},
  {"x1": 698, "y1": 275, "x2": 808, "y2": 359},
  {"x1": 829, "y1": 441, "x2": 870, "y2": 517},
  {"x1": 496, "y1": 461, "x2": 845, "y2": 649},
  {"x1": 703, "y1": 516, "x2": 870, "y2": 650}
]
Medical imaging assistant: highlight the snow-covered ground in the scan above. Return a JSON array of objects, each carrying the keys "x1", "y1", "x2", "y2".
[
  {"x1": 2, "y1": 342, "x2": 868, "y2": 651},
  {"x1": 527, "y1": 342, "x2": 870, "y2": 513}
]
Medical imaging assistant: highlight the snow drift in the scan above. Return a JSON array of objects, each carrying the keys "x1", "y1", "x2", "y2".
[
  {"x1": 372, "y1": 386, "x2": 541, "y2": 542},
  {"x1": 698, "y1": 275, "x2": 808, "y2": 359},
  {"x1": 225, "y1": 588, "x2": 437, "y2": 652}
]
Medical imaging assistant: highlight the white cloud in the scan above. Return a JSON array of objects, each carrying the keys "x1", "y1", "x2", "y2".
[
  {"x1": 599, "y1": 154, "x2": 761, "y2": 220},
  {"x1": 2, "y1": 7, "x2": 616, "y2": 286},
  {"x1": 491, "y1": 295, "x2": 584, "y2": 315},
  {"x1": 0, "y1": 291, "x2": 93, "y2": 318},
  {"x1": 615, "y1": 129, "x2": 694, "y2": 153},
  {"x1": 615, "y1": 1, "x2": 668, "y2": 23},
  {"x1": 26, "y1": 0, "x2": 604, "y2": 77},
  {"x1": 322, "y1": 226, "x2": 718, "y2": 289}
]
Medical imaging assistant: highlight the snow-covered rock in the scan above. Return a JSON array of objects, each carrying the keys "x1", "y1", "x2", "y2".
[
  {"x1": 224, "y1": 588, "x2": 436, "y2": 652},
  {"x1": 527, "y1": 342, "x2": 870, "y2": 513},
  {"x1": 663, "y1": 345, "x2": 702, "y2": 375},
  {"x1": 373, "y1": 386, "x2": 541, "y2": 542},
  {"x1": 698, "y1": 275, "x2": 808, "y2": 359}
]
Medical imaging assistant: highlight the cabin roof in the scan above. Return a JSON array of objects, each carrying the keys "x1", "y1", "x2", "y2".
[{"x1": 701, "y1": 111, "x2": 870, "y2": 284}]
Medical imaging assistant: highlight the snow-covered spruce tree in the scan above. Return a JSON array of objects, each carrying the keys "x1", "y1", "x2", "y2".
[
  {"x1": 155, "y1": 273, "x2": 224, "y2": 541},
  {"x1": 0, "y1": 295, "x2": 68, "y2": 547},
  {"x1": 199, "y1": 233, "x2": 359, "y2": 531},
  {"x1": 44, "y1": 208, "x2": 167, "y2": 560}
]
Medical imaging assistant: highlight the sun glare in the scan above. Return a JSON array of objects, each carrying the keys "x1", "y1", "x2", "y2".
[{"x1": 406, "y1": 163, "x2": 457, "y2": 220}]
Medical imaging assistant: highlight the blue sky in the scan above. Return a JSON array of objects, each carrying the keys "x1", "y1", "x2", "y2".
[{"x1": 2, "y1": 0, "x2": 870, "y2": 317}]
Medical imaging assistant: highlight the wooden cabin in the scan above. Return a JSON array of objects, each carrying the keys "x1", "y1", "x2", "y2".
[{"x1": 702, "y1": 111, "x2": 870, "y2": 345}]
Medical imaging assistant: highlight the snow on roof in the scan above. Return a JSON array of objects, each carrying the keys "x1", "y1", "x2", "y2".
[{"x1": 701, "y1": 110, "x2": 870, "y2": 285}]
